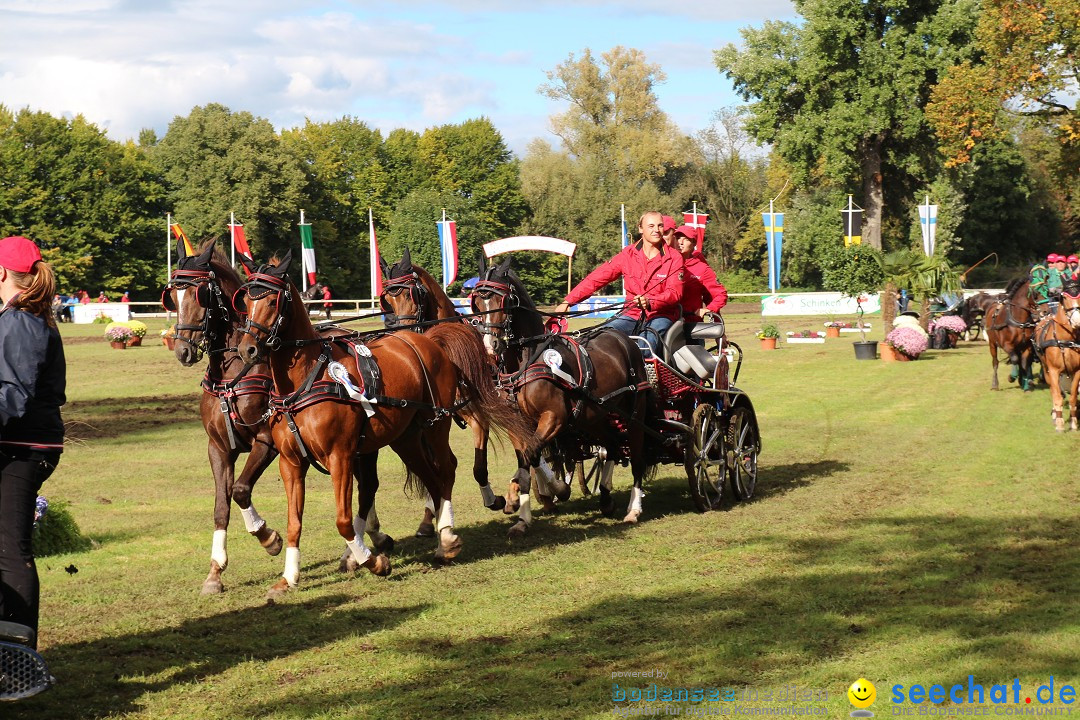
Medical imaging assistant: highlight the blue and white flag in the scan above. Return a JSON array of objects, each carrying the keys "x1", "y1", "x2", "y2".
[
  {"x1": 438, "y1": 216, "x2": 458, "y2": 289},
  {"x1": 620, "y1": 203, "x2": 629, "y2": 249},
  {"x1": 763, "y1": 212, "x2": 784, "y2": 293},
  {"x1": 918, "y1": 199, "x2": 937, "y2": 257}
]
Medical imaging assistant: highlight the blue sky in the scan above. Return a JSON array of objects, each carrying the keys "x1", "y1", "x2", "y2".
[{"x1": 0, "y1": 0, "x2": 796, "y2": 155}]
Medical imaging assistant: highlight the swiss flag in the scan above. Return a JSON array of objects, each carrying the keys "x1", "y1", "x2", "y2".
[{"x1": 683, "y1": 211, "x2": 709, "y2": 253}]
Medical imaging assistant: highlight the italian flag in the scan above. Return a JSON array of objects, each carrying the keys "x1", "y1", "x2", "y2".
[{"x1": 300, "y1": 223, "x2": 316, "y2": 286}]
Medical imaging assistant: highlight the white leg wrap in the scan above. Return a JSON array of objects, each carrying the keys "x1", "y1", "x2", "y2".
[
  {"x1": 518, "y1": 493, "x2": 532, "y2": 525},
  {"x1": 628, "y1": 485, "x2": 645, "y2": 513},
  {"x1": 480, "y1": 484, "x2": 497, "y2": 507},
  {"x1": 436, "y1": 499, "x2": 455, "y2": 532},
  {"x1": 211, "y1": 529, "x2": 227, "y2": 570},
  {"x1": 601, "y1": 460, "x2": 615, "y2": 491},
  {"x1": 240, "y1": 504, "x2": 265, "y2": 533},
  {"x1": 346, "y1": 537, "x2": 371, "y2": 566},
  {"x1": 283, "y1": 547, "x2": 300, "y2": 587},
  {"x1": 424, "y1": 494, "x2": 436, "y2": 514}
]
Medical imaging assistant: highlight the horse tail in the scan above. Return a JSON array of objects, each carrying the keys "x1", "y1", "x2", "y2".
[{"x1": 425, "y1": 322, "x2": 539, "y2": 458}]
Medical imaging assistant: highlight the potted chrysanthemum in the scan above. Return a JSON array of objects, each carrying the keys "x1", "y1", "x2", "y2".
[
  {"x1": 883, "y1": 325, "x2": 929, "y2": 361},
  {"x1": 124, "y1": 320, "x2": 148, "y2": 346},
  {"x1": 104, "y1": 325, "x2": 133, "y2": 349}
]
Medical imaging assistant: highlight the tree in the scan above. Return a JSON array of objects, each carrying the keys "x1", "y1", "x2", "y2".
[
  {"x1": 0, "y1": 106, "x2": 166, "y2": 296},
  {"x1": 151, "y1": 104, "x2": 307, "y2": 263},
  {"x1": 715, "y1": 0, "x2": 980, "y2": 249},
  {"x1": 281, "y1": 117, "x2": 390, "y2": 297}
]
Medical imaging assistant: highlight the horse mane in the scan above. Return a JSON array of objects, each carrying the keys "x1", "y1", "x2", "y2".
[
  {"x1": 200, "y1": 240, "x2": 245, "y2": 294},
  {"x1": 502, "y1": 267, "x2": 536, "y2": 311},
  {"x1": 1004, "y1": 276, "x2": 1028, "y2": 298}
]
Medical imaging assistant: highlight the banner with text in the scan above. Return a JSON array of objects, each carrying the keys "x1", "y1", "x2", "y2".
[{"x1": 762, "y1": 292, "x2": 881, "y2": 316}]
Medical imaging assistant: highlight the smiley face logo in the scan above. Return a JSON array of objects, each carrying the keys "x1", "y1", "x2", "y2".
[{"x1": 847, "y1": 678, "x2": 877, "y2": 709}]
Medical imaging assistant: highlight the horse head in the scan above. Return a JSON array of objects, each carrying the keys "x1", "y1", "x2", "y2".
[
  {"x1": 379, "y1": 248, "x2": 433, "y2": 329},
  {"x1": 1062, "y1": 277, "x2": 1080, "y2": 331},
  {"x1": 161, "y1": 241, "x2": 242, "y2": 366},
  {"x1": 469, "y1": 256, "x2": 540, "y2": 360},
  {"x1": 235, "y1": 250, "x2": 300, "y2": 363}
]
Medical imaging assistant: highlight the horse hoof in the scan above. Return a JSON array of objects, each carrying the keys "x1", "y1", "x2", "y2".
[
  {"x1": 415, "y1": 522, "x2": 436, "y2": 538},
  {"x1": 201, "y1": 578, "x2": 224, "y2": 595},
  {"x1": 437, "y1": 535, "x2": 463, "y2": 562},
  {"x1": 507, "y1": 521, "x2": 528, "y2": 539},
  {"x1": 539, "y1": 495, "x2": 557, "y2": 513},
  {"x1": 555, "y1": 482, "x2": 572, "y2": 503},
  {"x1": 599, "y1": 496, "x2": 615, "y2": 518},
  {"x1": 266, "y1": 579, "x2": 291, "y2": 602},
  {"x1": 487, "y1": 496, "x2": 507, "y2": 512},
  {"x1": 339, "y1": 554, "x2": 360, "y2": 573},
  {"x1": 364, "y1": 554, "x2": 392, "y2": 576},
  {"x1": 622, "y1": 509, "x2": 641, "y2": 524},
  {"x1": 261, "y1": 529, "x2": 283, "y2": 556},
  {"x1": 503, "y1": 498, "x2": 520, "y2": 515},
  {"x1": 373, "y1": 535, "x2": 395, "y2": 555}
]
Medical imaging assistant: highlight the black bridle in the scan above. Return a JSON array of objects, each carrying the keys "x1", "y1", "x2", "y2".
[
  {"x1": 161, "y1": 268, "x2": 233, "y2": 360},
  {"x1": 468, "y1": 279, "x2": 519, "y2": 350},
  {"x1": 235, "y1": 271, "x2": 293, "y2": 353},
  {"x1": 380, "y1": 273, "x2": 430, "y2": 329}
]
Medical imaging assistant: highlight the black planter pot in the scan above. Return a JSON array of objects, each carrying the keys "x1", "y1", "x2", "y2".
[{"x1": 853, "y1": 341, "x2": 878, "y2": 360}]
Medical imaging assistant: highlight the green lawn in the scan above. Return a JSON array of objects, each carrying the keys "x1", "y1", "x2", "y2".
[{"x1": 8, "y1": 314, "x2": 1078, "y2": 719}]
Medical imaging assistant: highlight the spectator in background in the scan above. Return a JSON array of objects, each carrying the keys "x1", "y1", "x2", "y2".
[
  {"x1": 96, "y1": 291, "x2": 108, "y2": 303},
  {"x1": 321, "y1": 284, "x2": 332, "y2": 320},
  {"x1": 120, "y1": 291, "x2": 130, "y2": 303},
  {"x1": 79, "y1": 290, "x2": 90, "y2": 304}
]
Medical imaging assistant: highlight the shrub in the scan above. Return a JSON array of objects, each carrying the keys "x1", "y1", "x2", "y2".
[
  {"x1": 33, "y1": 499, "x2": 92, "y2": 556},
  {"x1": 92, "y1": 313, "x2": 112, "y2": 324},
  {"x1": 756, "y1": 323, "x2": 781, "y2": 339}
]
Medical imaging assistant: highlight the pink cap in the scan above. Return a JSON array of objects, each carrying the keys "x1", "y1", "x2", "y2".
[
  {"x1": 1048, "y1": 254, "x2": 1061, "y2": 263},
  {"x1": 1069, "y1": 255, "x2": 1079, "y2": 264},
  {"x1": 0, "y1": 236, "x2": 43, "y2": 273},
  {"x1": 662, "y1": 215, "x2": 676, "y2": 232}
]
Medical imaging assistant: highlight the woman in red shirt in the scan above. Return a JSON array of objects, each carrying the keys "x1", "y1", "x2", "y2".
[{"x1": 672, "y1": 225, "x2": 727, "y2": 321}]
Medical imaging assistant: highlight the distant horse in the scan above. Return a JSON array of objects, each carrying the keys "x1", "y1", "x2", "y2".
[
  {"x1": 235, "y1": 252, "x2": 506, "y2": 596},
  {"x1": 1035, "y1": 278, "x2": 1080, "y2": 430},
  {"x1": 984, "y1": 277, "x2": 1039, "y2": 391},
  {"x1": 470, "y1": 255, "x2": 657, "y2": 537},
  {"x1": 378, "y1": 249, "x2": 536, "y2": 533},
  {"x1": 301, "y1": 282, "x2": 331, "y2": 320},
  {"x1": 958, "y1": 291, "x2": 999, "y2": 341},
  {"x1": 162, "y1": 242, "x2": 392, "y2": 593}
]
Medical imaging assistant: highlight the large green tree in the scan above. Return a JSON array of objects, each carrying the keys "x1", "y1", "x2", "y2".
[
  {"x1": 0, "y1": 106, "x2": 166, "y2": 296},
  {"x1": 150, "y1": 103, "x2": 306, "y2": 262},
  {"x1": 281, "y1": 117, "x2": 390, "y2": 297},
  {"x1": 715, "y1": 0, "x2": 980, "y2": 250}
]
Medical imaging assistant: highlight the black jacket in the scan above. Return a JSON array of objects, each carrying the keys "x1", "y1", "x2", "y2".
[{"x1": 0, "y1": 305, "x2": 66, "y2": 451}]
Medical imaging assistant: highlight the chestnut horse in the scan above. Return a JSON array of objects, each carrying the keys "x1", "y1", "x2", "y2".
[
  {"x1": 1035, "y1": 278, "x2": 1080, "y2": 430},
  {"x1": 470, "y1": 256, "x2": 656, "y2": 537},
  {"x1": 379, "y1": 250, "x2": 536, "y2": 530},
  {"x1": 163, "y1": 242, "x2": 393, "y2": 593},
  {"x1": 984, "y1": 277, "x2": 1039, "y2": 391},
  {"x1": 235, "y1": 252, "x2": 501, "y2": 596}
]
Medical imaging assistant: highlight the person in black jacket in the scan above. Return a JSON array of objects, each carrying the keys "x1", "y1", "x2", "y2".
[{"x1": 0, "y1": 236, "x2": 65, "y2": 647}]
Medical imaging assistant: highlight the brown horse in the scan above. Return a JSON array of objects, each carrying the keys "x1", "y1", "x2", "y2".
[
  {"x1": 163, "y1": 242, "x2": 394, "y2": 593},
  {"x1": 1035, "y1": 278, "x2": 1080, "y2": 430},
  {"x1": 984, "y1": 277, "x2": 1040, "y2": 391},
  {"x1": 379, "y1": 250, "x2": 536, "y2": 534},
  {"x1": 162, "y1": 242, "x2": 284, "y2": 594},
  {"x1": 234, "y1": 252, "x2": 501, "y2": 596},
  {"x1": 470, "y1": 255, "x2": 656, "y2": 537},
  {"x1": 958, "y1": 291, "x2": 1000, "y2": 341}
]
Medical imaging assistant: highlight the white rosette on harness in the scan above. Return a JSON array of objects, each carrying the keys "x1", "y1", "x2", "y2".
[
  {"x1": 542, "y1": 348, "x2": 575, "y2": 386},
  {"x1": 327, "y1": 360, "x2": 376, "y2": 417}
]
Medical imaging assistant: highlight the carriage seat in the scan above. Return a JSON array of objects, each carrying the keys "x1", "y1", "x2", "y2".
[{"x1": 663, "y1": 319, "x2": 724, "y2": 380}]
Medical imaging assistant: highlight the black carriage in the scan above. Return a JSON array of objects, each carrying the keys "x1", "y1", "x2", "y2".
[{"x1": 572, "y1": 316, "x2": 761, "y2": 512}]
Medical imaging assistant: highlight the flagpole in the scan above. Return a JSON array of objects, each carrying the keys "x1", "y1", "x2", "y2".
[
  {"x1": 166, "y1": 212, "x2": 172, "y2": 280},
  {"x1": 299, "y1": 209, "x2": 307, "y2": 292},
  {"x1": 230, "y1": 211, "x2": 236, "y2": 269},
  {"x1": 369, "y1": 207, "x2": 378, "y2": 312}
]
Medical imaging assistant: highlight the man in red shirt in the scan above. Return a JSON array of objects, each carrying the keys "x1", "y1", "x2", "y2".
[
  {"x1": 321, "y1": 284, "x2": 332, "y2": 320},
  {"x1": 555, "y1": 211, "x2": 684, "y2": 352},
  {"x1": 672, "y1": 225, "x2": 727, "y2": 321}
]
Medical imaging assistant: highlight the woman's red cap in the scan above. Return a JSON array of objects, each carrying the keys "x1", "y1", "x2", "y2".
[{"x1": 0, "y1": 236, "x2": 42, "y2": 273}]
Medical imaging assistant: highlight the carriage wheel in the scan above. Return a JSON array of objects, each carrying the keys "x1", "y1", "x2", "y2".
[
  {"x1": 685, "y1": 404, "x2": 725, "y2": 512},
  {"x1": 964, "y1": 321, "x2": 982, "y2": 342},
  {"x1": 726, "y1": 405, "x2": 760, "y2": 501},
  {"x1": 575, "y1": 447, "x2": 607, "y2": 496}
]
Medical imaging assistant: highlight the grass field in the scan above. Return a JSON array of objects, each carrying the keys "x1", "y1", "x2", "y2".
[{"x1": 7, "y1": 313, "x2": 1079, "y2": 719}]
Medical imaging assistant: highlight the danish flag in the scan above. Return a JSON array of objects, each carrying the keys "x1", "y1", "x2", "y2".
[{"x1": 682, "y1": 211, "x2": 709, "y2": 253}]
